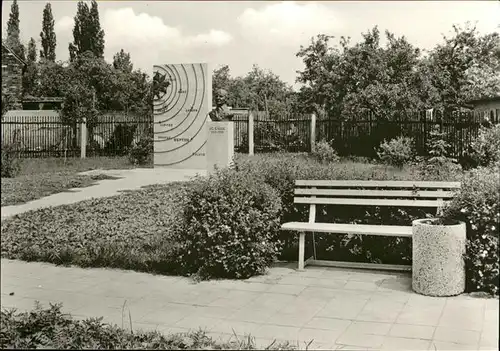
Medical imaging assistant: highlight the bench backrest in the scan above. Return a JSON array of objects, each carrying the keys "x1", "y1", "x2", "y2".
[{"x1": 294, "y1": 180, "x2": 461, "y2": 210}]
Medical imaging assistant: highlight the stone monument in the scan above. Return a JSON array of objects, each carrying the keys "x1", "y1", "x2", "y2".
[
  {"x1": 207, "y1": 89, "x2": 235, "y2": 173},
  {"x1": 152, "y1": 63, "x2": 211, "y2": 169}
]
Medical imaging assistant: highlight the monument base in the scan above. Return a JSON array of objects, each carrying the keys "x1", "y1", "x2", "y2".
[{"x1": 207, "y1": 121, "x2": 234, "y2": 174}]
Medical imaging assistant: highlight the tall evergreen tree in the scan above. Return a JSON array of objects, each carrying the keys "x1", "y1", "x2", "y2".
[
  {"x1": 23, "y1": 38, "x2": 38, "y2": 96},
  {"x1": 69, "y1": 1, "x2": 90, "y2": 61},
  {"x1": 113, "y1": 49, "x2": 133, "y2": 73},
  {"x1": 68, "y1": 0, "x2": 105, "y2": 61},
  {"x1": 89, "y1": 0, "x2": 105, "y2": 58},
  {"x1": 40, "y1": 3, "x2": 57, "y2": 62},
  {"x1": 27, "y1": 38, "x2": 37, "y2": 63},
  {"x1": 6, "y1": 0, "x2": 25, "y2": 60}
]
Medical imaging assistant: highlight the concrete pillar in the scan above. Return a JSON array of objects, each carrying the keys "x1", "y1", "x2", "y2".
[
  {"x1": 310, "y1": 112, "x2": 317, "y2": 152},
  {"x1": 80, "y1": 118, "x2": 87, "y2": 159},
  {"x1": 248, "y1": 111, "x2": 254, "y2": 156}
]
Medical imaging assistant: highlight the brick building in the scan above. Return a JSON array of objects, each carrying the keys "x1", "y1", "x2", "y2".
[{"x1": 1, "y1": 41, "x2": 26, "y2": 110}]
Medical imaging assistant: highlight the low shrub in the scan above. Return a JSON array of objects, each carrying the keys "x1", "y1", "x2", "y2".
[
  {"x1": 0, "y1": 303, "x2": 295, "y2": 350},
  {"x1": 235, "y1": 153, "x2": 432, "y2": 265},
  {"x1": 413, "y1": 127, "x2": 462, "y2": 181},
  {"x1": 175, "y1": 168, "x2": 282, "y2": 279},
  {"x1": 470, "y1": 124, "x2": 500, "y2": 168},
  {"x1": 442, "y1": 166, "x2": 500, "y2": 296},
  {"x1": 129, "y1": 136, "x2": 153, "y2": 165},
  {"x1": 376, "y1": 136, "x2": 415, "y2": 167},
  {"x1": 311, "y1": 140, "x2": 340, "y2": 164},
  {"x1": 1, "y1": 142, "x2": 22, "y2": 178},
  {"x1": 103, "y1": 124, "x2": 138, "y2": 156}
]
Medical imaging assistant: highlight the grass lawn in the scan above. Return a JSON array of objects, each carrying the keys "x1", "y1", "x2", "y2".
[
  {"x1": 1, "y1": 172, "x2": 120, "y2": 207},
  {"x1": 16, "y1": 156, "x2": 152, "y2": 176},
  {"x1": 1, "y1": 156, "x2": 151, "y2": 207}
]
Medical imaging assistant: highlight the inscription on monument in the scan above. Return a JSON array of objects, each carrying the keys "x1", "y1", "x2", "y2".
[
  {"x1": 153, "y1": 63, "x2": 211, "y2": 169},
  {"x1": 207, "y1": 121, "x2": 234, "y2": 174}
]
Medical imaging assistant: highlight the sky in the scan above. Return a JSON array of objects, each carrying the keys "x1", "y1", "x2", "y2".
[{"x1": 2, "y1": 1, "x2": 499, "y2": 89}]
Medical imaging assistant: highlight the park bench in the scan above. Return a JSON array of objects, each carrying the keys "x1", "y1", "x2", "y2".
[{"x1": 281, "y1": 180, "x2": 461, "y2": 271}]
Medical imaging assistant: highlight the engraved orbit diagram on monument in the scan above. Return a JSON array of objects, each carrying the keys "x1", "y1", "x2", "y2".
[{"x1": 153, "y1": 63, "x2": 209, "y2": 169}]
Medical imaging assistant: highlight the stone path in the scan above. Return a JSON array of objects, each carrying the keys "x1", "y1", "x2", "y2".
[
  {"x1": 1, "y1": 168, "x2": 206, "y2": 219},
  {"x1": 1, "y1": 259, "x2": 497, "y2": 350}
]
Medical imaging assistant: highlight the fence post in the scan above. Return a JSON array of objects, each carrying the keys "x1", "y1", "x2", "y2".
[
  {"x1": 80, "y1": 117, "x2": 87, "y2": 159},
  {"x1": 248, "y1": 111, "x2": 254, "y2": 156},
  {"x1": 310, "y1": 112, "x2": 317, "y2": 152}
]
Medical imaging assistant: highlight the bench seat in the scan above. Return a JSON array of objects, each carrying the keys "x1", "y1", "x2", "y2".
[
  {"x1": 283, "y1": 179, "x2": 461, "y2": 271},
  {"x1": 281, "y1": 222, "x2": 412, "y2": 237}
]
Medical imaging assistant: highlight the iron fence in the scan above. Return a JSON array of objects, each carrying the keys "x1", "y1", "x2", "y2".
[
  {"x1": 317, "y1": 110, "x2": 499, "y2": 158},
  {"x1": 233, "y1": 111, "x2": 311, "y2": 153},
  {"x1": 86, "y1": 112, "x2": 153, "y2": 157},
  {"x1": 1, "y1": 111, "x2": 80, "y2": 158},
  {"x1": 1, "y1": 110, "x2": 154, "y2": 158},
  {"x1": 3, "y1": 108, "x2": 497, "y2": 159}
]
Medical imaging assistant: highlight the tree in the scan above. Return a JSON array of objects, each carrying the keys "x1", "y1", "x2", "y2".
[
  {"x1": 426, "y1": 24, "x2": 500, "y2": 110},
  {"x1": 296, "y1": 28, "x2": 429, "y2": 119},
  {"x1": 1, "y1": 94, "x2": 13, "y2": 120},
  {"x1": 69, "y1": 0, "x2": 105, "y2": 61},
  {"x1": 212, "y1": 65, "x2": 231, "y2": 105},
  {"x1": 36, "y1": 60, "x2": 68, "y2": 97},
  {"x1": 40, "y1": 3, "x2": 57, "y2": 62},
  {"x1": 6, "y1": 0, "x2": 25, "y2": 61},
  {"x1": 22, "y1": 38, "x2": 38, "y2": 96},
  {"x1": 295, "y1": 34, "x2": 340, "y2": 116},
  {"x1": 110, "y1": 69, "x2": 152, "y2": 117},
  {"x1": 88, "y1": 0, "x2": 105, "y2": 58},
  {"x1": 210, "y1": 64, "x2": 294, "y2": 118},
  {"x1": 113, "y1": 49, "x2": 133, "y2": 73},
  {"x1": 26, "y1": 38, "x2": 37, "y2": 62},
  {"x1": 244, "y1": 65, "x2": 294, "y2": 118}
]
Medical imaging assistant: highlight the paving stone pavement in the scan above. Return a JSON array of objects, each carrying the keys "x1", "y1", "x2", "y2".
[
  {"x1": 1, "y1": 259, "x2": 498, "y2": 350},
  {"x1": 0, "y1": 168, "x2": 206, "y2": 219}
]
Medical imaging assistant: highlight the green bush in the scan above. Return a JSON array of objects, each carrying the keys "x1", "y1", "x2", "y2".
[
  {"x1": 376, "y1": 136, "x2": 415, "y2": 167},
  {"x1": 311, "y1": 140, "x2": 340, "y2": 164},
  {"x1": 103, "y1": 124, "x2": 138, "y2": 156},
  {"x1": 235, "y1": 153, "x2": 431, "y2": 265},
  {"x1": 442, "y1": 166, "x2": 500, "y2": 296},
  {"x1": 413, "y1": 127, "x2": 462, "y2": 181},
  {"x1": 0, "y1": 303, "x2": 295, "y2": 350},
  {"x1": 129, "y1": 136, "x2": 153, "y2": 165},
  {"x1": 1, "y1": 142, "x2": 22, "y2": 178},
  {"x1": 175, "y1": 168, "x2": 282, "y2": 279},
  {"x1": 470, "y1": 124, "x2": 500, "y2": 168}
]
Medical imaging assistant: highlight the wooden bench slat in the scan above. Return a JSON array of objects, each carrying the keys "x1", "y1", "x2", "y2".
[
  {"x1": 294, "y1": 197, "x2": 448, "y2": 207},
  {"x1": 281, "y1": 222, "x2": 412, "y2": 237},
  {"x1": 295, "y1": 189, "x2": 456, "y2": 198},
  {"x1": 295, "y1": 180, "x2": 461, "y2": 189}
]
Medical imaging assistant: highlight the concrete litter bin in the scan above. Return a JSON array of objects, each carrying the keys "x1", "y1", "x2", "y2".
[{"x1": 412, "y1": 218, "x2": 466, "y2": 297}]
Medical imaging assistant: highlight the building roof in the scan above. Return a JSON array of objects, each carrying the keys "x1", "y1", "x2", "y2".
[
  {"x1": 1, "y1": 40, "x2": 27, "y2": 66},
  {"x1": 23, "y1": 96, "x2": 65, "y2": 103},
  {"x1": 3, "y1": 110, "x2": 60, "y2": 118},
  {"x1": 466, "y1": 94, "x2": 500, "y2": 104}
]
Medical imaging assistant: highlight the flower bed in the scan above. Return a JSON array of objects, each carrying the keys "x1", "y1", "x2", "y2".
[{"x1": 1, "y1": 153, "x2": 475, "y2": 286}]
